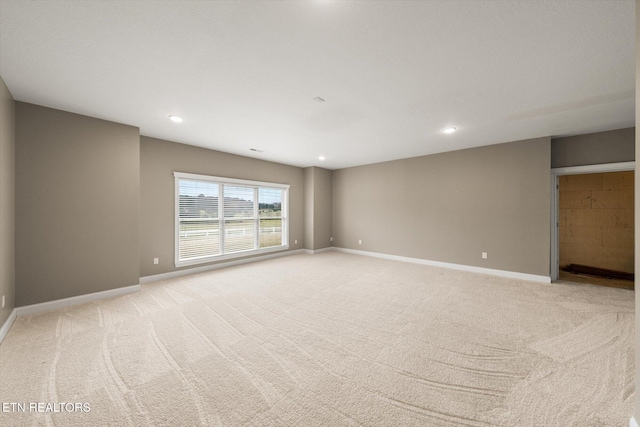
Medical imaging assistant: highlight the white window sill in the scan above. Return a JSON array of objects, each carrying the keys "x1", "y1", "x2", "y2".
[{"x1": 175, "y1": 244, "x2": 289, "y2": 268}]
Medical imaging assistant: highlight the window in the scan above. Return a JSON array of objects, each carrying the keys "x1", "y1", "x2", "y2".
[{"x1": 175, "y1": 172, "x2": 289, "y2": 267}]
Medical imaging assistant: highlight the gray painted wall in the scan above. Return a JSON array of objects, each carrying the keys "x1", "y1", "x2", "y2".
[
  {"x1": 552, "y1": 127, "x2": 634, "y2": 168},
  {"x1": 635, "y1": 1, "x2": 639, "y2": 422},
  {"x1": 140, "y1": 136, "x2": 305, "y2": 277},
  {"x1": 333, "y1": 137, "x2": 551, "y2": 277},
  {"x1": 312, "y1": 167, "x2": 332, "y2": 251},
  {"x1": 0, "y1": 76, "x2": 15, "y2": 325},
  {"x1": 304, "y1": 167, "x2": 314, "y2": 250},
  {"x1": 303, "y1": 167, "x2": 333, "y2": 251},
  {"x1": 15, "y1": 103, "x2": 140, "y2": 306}
]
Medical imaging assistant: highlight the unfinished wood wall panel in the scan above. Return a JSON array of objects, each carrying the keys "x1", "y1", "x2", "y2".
[{"x1": 559, "y1": 171, "x2": 634, "y2": 273}]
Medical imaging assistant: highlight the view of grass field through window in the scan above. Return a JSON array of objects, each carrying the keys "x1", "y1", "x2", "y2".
[{"x1": 177, "y1": 176, "x2": 287, "y2": 264}]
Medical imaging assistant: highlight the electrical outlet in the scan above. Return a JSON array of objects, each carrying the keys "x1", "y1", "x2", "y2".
[
  {"x1": 1, "y1": 295, "x2": 4, "y2": 309},
  {"x1": 153, "y1": 258, "x2": 159, "y2": 265},
  {"x1": 330, "y1": 236, "x2": 333, "y2": 242},
  {"x1": 295, "y1": 240, "x2": 297, "y2": 245},
  {"x1": 358, "y1": 239, "x2": 362, "y2": 245},
  {"x1": 482, "y1": 252, "x2": 488, "y2": 259}
]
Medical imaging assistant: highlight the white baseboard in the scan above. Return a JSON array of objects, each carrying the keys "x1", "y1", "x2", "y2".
[
  {"x1": 303, "y1": 247, "x2": 333, "y2": 255},
  {"x1": 631, "y1": 416, "x2": 638, "y2": 427},
  {"x1": 0, "y1": 309, "x2": 17, "y2": 344},
  {"x1": 332, "y1": 247, "x2": 551, "y2": 283},
  {"x1": 140, "y1": 249, "x2": 307, "y2": 284},
  {"x1": 15, "y1": 284, "x2": 141, "y2": 317}
]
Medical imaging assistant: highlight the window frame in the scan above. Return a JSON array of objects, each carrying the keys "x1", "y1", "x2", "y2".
[{"x1": 174, "y1": 172, "x2": 289, "y2": 268}]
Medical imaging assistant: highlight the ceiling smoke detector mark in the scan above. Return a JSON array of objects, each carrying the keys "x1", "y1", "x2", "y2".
[
  {"x1": 313, "y1": 96, "x2": 325, "y2": 103},
  {"x1": 249, "y1": 148, "x2": 264, "y2": 153}
]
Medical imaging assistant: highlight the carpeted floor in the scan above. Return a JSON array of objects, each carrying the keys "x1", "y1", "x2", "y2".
[{"x1": 0, "y1": 252, "x2": 634, "y2": 426}]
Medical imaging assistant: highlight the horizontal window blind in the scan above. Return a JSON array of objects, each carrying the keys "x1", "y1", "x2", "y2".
[
  {"x1": 178, "y1": 181, "x2": 220, "y2": 260},
  {"x1": 175, "y1": 173, "x2": 288, "y2": 266}
]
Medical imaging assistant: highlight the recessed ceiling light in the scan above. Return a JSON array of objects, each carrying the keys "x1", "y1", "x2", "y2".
[
  {"x1": 319, "y1": 155, "x2": 326, "y2": 161},
  {"x1": 169, "y1": 115, "x2": 184, "y2": 123},
  {"x1": 442, "y1": 126, "x2": 457, "y2": 134}
]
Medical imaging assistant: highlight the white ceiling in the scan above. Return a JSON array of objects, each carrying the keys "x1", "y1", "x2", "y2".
[{"x1": 0, "y1": 0, "x2": 635, "y2": 170}]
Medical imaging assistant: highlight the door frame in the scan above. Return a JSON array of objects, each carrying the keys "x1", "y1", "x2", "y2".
[{"x1": 550, "y1": 161, "x2": 635, "y2": 282}]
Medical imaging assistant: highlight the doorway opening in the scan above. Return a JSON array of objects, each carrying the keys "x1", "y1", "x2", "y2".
[{"x1": 551, "y1": 162, "x2": 635, "y2": 290}]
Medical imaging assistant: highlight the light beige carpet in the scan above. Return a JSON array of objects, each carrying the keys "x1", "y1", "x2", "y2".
[{"x1": 0, "y1": 252, "x2": 634, "y2": 426}]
